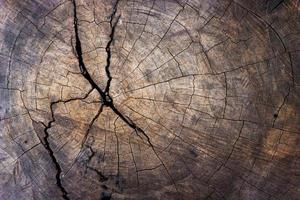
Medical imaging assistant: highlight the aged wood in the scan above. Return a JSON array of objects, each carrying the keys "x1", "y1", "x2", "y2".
[{"x1": 0, "y1": 0, "x2": 299, "y2": 199}]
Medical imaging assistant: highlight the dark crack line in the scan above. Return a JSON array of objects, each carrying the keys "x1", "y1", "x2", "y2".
[
  {"x1": 207, "y1": 121, "x2": 245, "y2": 183},
  {"x1": 86, "y1": 146, "x2": 109, "y2": 183},
  {"x1": 128, "y1": 135, "x2": 140, "y2": 186},
  {"x1": 72, "y1": 0, "x2": 180, "y2": 194},
  {"x1": 7, "y1": 27, "x2": 24, "y2": 88},
  {"x1": 43, "y1": 118, "x2": 70, "y2": 200},
  {"x1": 41, "y1": 89, "x2": 93, "y2": 200},
  {"x1": 82, "y1": 104, "x2": 104, "y2": 149},
  {"x1": 234, "y1": 0, "x2": 297, "y2": 88},
  {"x1": 113, "y1": 117, "x2": 121, "y2": 189},
  {"x1": 268, "y1": 0, "x2": 284, "y2": 12},
  {"x1": 72, "y1": 0, "x2": 151, "y2": 145},
  {"x1": 104, "y1": 1, "x2": 120, "y2": 95},
  {"x1": 64, "y1": 103, "x2": 104, "y2": 176},
  {"x1": 72, "y1": 0, "x2": 106, "y2": 102},
  {"x1": 272, "y1": 85, "x2": 291, "y2": 127},
  {"x1": 223, "y1": 72, "x2": 228, "y2": 118}
]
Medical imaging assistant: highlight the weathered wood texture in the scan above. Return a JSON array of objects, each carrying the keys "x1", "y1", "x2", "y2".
[{"x1": 0, "y1": 0, "x2": 299, "y2": 199}]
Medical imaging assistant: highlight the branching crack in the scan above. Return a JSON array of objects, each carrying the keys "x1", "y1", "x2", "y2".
[
  {"x1": 72, "y1": 0, "x2": 180, "y2": 195},
  {"x1": 41, "y1": 89, "x2": 93, "y2": 200}
]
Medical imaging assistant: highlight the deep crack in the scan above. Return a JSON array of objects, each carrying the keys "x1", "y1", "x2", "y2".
[
  {"x1": 72, "y1": 0, "x2": 151, "y2": 145},
  {"x1": 41, "y1": 89, "x2": 93, "y2": 200},
  {"x1": 43, "y1": 109, "x2": 70, "y2": 200},
  {"x1": 104, "y1": 0, "x2": 120, "y2": 95},
  {"x1": 0, "y1": 1, "x2": 299, "y2": 199},
  {"x1": 72, "y1": 0, "x2": 179, "y2": 194}
]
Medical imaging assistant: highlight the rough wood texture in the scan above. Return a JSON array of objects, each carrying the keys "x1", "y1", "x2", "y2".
[{"x1": 0, "y1": 0, "x2": 299, "y2": 199}]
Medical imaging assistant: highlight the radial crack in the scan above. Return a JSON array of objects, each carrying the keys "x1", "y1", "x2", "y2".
[
  {"x1": 104, "y1": 0, "x2": 120, "y2": 95},
  {"x1": 72, "y1": 0, "x2": 179, "y2": 194},
  {"x1": 72, "y1": 0, "x2": 151, "y2": 145},
  {"x1": 41, "y1": 89, "x2": 93, "y2": 200},
  {"x1": 43, "y1": 109, "x2": 70, "y2": 200}
]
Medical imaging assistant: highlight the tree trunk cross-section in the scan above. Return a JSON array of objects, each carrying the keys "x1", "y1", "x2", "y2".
[{"x1": 0, "y1": 0, "x2": 299, "y2": 200}]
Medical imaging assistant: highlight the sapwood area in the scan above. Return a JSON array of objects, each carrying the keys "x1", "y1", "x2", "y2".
[{"x1": 0, "y1": 0, "x2": 299, "y2": 200}]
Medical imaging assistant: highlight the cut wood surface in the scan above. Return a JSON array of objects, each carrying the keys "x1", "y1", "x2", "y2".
[{"x1": 0, "y1": 0, "x2": 299, "y2": 199}]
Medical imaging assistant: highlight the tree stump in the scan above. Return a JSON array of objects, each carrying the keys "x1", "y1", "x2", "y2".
[{"x1": 0, "y1": 0, "x2": 299, "y2": 199}]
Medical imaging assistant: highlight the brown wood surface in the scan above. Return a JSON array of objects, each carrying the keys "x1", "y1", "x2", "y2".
[{"x1": 0, "y1": 0, "x2": 299, "y2": 199}]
